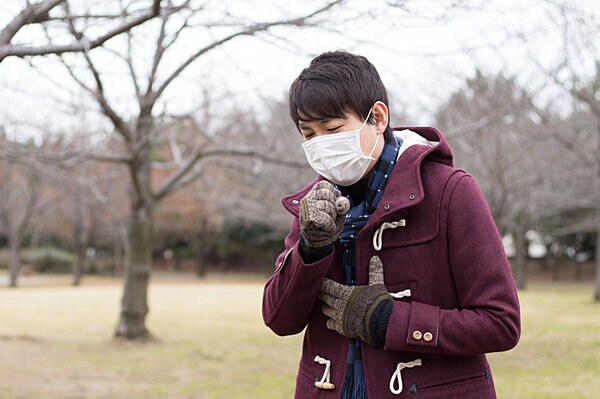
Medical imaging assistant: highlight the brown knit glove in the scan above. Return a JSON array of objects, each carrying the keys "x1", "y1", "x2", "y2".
[
  {"x1": 319, "y1": 256, "x2": 392, "y2": 346},
  {"x1": 299, "y1": 181, "x2": 350, "y2": 248}
]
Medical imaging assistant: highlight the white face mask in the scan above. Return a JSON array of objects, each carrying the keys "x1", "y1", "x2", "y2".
[{"x1": 301, "y1": 108, "x2": 379, "y2": 186}]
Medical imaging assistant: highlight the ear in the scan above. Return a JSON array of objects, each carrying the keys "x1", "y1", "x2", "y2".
[{"x1": 372, "y1": 101, "x2": 389, "y2": 134}]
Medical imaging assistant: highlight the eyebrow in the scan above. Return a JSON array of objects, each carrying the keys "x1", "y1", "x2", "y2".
[{"x1": 298, "y1": 118, "x2": 334, "y2": 130}]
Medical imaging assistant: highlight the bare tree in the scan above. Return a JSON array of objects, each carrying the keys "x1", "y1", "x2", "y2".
[
  {"x1": 155, "y1": 205, "x2": 215, "y2": 277},
  {"x1": 48, "y1": 165, "x2": 100, "y2": 286},
  {"x1": 0, "y1": 139, "x2": 42, "y2": 287},
  {"x1": 36, "y1": 0, "x2": 347, "y2": 340},
  {"x1": 0, "y1": 0, "x2": 161, "y2": 62},
  {"x1": 197, "y1": 99, "x2": 313, "y2": 230},
  {"x1": 519, "y1": 1, "x2": 600, "y2": 298}
]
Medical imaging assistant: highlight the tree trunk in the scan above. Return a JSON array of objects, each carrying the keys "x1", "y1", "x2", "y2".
[
  {"x1": 547, "y1": 246, "x2": 560, "y2": 282},
  {"x1": 72, "y1": 247, "x2": 85, "y2": 286},
  {"x1": 116, "y1": 121, "x2": 154, "y2": 340},
  {"x1": 195, "y1": 218, "x2": 209, "y2": 278},
  {"x1": 8, "y1": 237, "x2": 20, "y2": 288},
  {"x1": 513, "y1": 226, "x2": 527, "y2": 290},
  {"x1": 594, "y1": 220, "x2": 600, "y2": 301},
  {"x1": 575, "y1": 260, "x2": 583, "y2": 282},
  {"x1": 196, "y1": 249, "x2": 206, "y2": 277},
  {"x1": 113, "y1": 235, "x2": 123, "y2": 277},
  {"x1": 115, "y1": 204, "x2": 153, "y2": 339}
]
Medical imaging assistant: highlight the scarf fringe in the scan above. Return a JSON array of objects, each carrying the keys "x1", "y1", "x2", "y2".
[
  {"x1": 352, "y1": 359, "x2": 367, "y2": 399},
  {"x1": 341, "y1": 342, "x2": 355, "y2": 399}
]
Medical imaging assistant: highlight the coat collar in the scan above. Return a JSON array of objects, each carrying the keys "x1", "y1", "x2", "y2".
[{"x1": 281, "y1": 126, "x2": 453, "y2": 217}]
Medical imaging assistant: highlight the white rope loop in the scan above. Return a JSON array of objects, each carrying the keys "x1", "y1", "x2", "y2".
[
  {"x1": 372, "y1": 220, "x2": 406, "y2": 251},
  {"x1": 390, "y1": 289, "x2": 412, "y2": 299},
  {"x1": 314, "y1": 355, "x2": 335, "y2": 390},
  {"x1": 389, "y1": 359, "x2": 422, "y2": 395}
]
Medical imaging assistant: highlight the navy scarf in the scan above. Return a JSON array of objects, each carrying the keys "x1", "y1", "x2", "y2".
[{"x1": 337, "y1": 137, "x2": 401, "y2": 399}]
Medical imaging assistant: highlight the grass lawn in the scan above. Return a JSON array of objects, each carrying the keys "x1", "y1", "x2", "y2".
[{"x1": 0, "y1": 273, "x2": 599, "y2": 398}]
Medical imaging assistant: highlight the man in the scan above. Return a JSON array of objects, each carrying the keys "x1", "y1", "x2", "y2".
[{"x1": 262, "y1": 50, "x2": 520, "y2": 398}]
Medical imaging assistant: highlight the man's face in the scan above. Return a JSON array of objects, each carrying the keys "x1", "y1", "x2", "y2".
[
  {"x1": 297, "y1": 107, "x2": 386, "y2": 180},
  {"x1": 297, "y1": 111, "x2": 379, "y2": 156}
]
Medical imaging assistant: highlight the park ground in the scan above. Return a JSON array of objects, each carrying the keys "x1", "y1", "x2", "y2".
[{"x1": 0, "y1": 269, "x2": 599, "y2": 399}]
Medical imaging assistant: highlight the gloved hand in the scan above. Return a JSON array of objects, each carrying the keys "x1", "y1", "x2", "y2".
[
  {"x1": 319, "y1": 255, "x2": 392, "y2": 347},
  {"x1": 299, "y1": 181, "x2": 350, "y2": 248}
]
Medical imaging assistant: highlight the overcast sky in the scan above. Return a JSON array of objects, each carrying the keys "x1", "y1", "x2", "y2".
[{"x1": 1, "y1": 0, "x2": 598, "y2": 141}]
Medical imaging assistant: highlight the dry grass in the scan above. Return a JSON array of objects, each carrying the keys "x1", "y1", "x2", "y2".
[
  {"x1": 0, "y1": 273, "x2": 599, "y2": 398},
  {"x1": 490, "y1": 283, "x2": 600, "y2": 399},
  {"x1": 0, "y1": 273, "x2": 301, "y2": 399}
]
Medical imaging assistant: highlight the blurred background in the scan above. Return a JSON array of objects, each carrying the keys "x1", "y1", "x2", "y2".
[{"x1": 0, "y1": 1, "x2": 599, "y2": 398}]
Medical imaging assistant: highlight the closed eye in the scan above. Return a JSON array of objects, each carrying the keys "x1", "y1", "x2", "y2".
[{"x1": 327, "y1": 125, "x2": 344, "y2": 133}]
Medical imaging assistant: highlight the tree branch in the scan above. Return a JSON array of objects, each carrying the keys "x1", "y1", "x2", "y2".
[
  {"x1": 153, "y1": 147, "x2": 307, "y2": 202},
  {"x1": 0, "y1": 0, "x2": 161, "y2": 61},
  {"x1": 146, "y1": 0, "x2": 172, "y2": 95},
  {"x1": 61, "y1": 6, "x2": 134, "y2": 143},
  {"x1": 0, "y1": 0, "x2": 64, "y2": 45},
  {"x1": 151, "y1": 0, "x2": 345, "y2": 102}
]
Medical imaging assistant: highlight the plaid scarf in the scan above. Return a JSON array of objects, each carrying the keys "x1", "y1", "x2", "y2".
[{"x1": 337, "y1": 137, "x2": 401, "y2": 399}]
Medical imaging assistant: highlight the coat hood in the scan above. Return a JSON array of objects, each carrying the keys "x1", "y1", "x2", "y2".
[{"x1": 393, "y1": 126, "x2": 454, "y2": 167}]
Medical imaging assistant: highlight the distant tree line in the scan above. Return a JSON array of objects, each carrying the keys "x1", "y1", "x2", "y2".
[{"x1": 2, "y1": 66, "x2": 598, "y2": 291}]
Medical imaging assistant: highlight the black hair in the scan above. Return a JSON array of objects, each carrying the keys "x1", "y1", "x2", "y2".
[{"x1": 289, "y1": 50, "x2": 393, "y2": 142}]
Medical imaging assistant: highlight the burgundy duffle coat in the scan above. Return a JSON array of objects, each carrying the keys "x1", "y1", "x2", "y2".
[{"x1": 262, "y1": 127, "x2": 521, "y2": 398}]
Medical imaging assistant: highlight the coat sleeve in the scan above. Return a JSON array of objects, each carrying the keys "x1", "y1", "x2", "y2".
[
  {"x1": 262, "y1": 216, "x2": 334, "y2": 336},
  {"x1": 383, "y1": 174, "x2": 521, "y2": 355}
]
